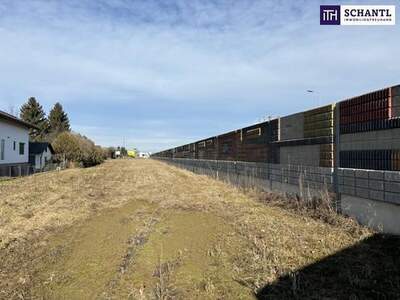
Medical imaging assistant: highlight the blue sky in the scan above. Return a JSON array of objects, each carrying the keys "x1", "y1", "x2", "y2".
[{"x1": 0, "y1": 0, "x2": 399, "y2": 152}]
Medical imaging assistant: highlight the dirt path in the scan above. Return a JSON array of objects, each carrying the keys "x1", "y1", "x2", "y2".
[{"x1": 0, "y1": 159, "x2": 372, "y2": 299}]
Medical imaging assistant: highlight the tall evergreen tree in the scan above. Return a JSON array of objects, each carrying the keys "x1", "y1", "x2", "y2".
[
  {"x1": 20, "y1": 97, "x2": 49, "y2": 141},
  {"x1": 48, "y1": 102, "x2": 70, "y2": 139}
]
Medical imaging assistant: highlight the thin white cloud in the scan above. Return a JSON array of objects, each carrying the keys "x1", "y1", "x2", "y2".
[{"x1": 0, "y1": 0, "x2": 399, "y2": 152}]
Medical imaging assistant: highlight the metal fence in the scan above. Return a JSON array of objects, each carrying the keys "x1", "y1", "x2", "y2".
[
  {"x1": 155, "y1": 157, "x2": 400, "y2": 211},
  {"x1": 156, "y1": 157, "x2": 336, "y2": 204}
]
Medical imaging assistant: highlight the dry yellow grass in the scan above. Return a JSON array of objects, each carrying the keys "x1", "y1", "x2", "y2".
[{"x1": 0, "y1": 159, "x2": 375, "y2": 299}]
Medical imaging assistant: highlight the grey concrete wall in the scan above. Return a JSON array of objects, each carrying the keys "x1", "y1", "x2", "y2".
[
  {"x1": 156, "y1": 157, "x2": 400, "y2": 234},
  {"x1": 340, "y1": 128, "x2": 400, "y2": 150},
  {"x1": 338, "y1": 168, "x2": 400, "y2": 234},
  {"x1": 280, "y1": 112, "x2": 304, "y2": 141},
  {"x1": 338, "y1": 168, "x2": 400, "y2": 205},
  {"x1": 279, "y1": 145, "x2": 320, "y2": 167},
  {"x1": 342, "y1": 195, "x2": 400, "y2": 234}
]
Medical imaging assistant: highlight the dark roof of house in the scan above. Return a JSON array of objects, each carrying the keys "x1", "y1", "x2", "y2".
[
  {"x1": 0, "y1": 110, "x2": 38, "y2": 129},
  {"x1": 29, "y1": 142, "x2": 55, "y2": 155}
]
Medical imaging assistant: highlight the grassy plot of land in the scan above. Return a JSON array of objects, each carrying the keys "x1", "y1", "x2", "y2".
[{"x1": 0, "y1": 159, "x2": 382, "y2": 299}]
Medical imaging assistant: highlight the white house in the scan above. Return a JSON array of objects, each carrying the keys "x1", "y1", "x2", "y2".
[
  {"x1": 0, "y1": 110, "x2": 36, "y2": 173},
  {"x1": 29, "y1": 142, "x2": 54, "y2": 170}
]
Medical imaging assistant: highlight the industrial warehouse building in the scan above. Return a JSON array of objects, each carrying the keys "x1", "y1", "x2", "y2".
[{"x1": 153, "y1": 84, "x2": 400, "y2": 234}]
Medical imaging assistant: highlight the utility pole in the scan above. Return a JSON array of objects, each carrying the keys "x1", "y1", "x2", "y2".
[{"x1": 307, "y1": 90, "x2": 319, "y2": 107}]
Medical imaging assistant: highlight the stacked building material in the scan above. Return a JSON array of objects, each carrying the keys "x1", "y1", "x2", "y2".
[
  {"x1": 392, "y1": 85, "x2": 400, "y2": 117},
  {"x1": 340, "y1": 88, "x2": 392, "y2": 134},
  {"x1": 237, "y1": 120, "x2": 280, "y2": 163},
  {"x1": 340, "y1": 149, "x2": 400, "y2": 171},
  {"x1": 217, "y1": 130, "x2": 240, "y2": 161},
  {"x1": 304, "y1": 104, "x2": 335, "y2": 138},
  {"x1": 320, "y1": 143, "x2": 334, "y2": 168},
  {"x1": 268, "y1": 119, "x2": 280, "y2": 163},
  {"x1": 196, "y1": 137, "x2": 217, "y2": 160},
  {"x1": 153, "y1": 84, "x2": 400, "y2": 172},
  {"x1": 280, "y1": 112, "x2": 304, "y2": 141},
  {"x1": 393, "y1": 150, "x2": 400, "y2": 171},
  {"x1": 188, "y1": 143, "x2": 196, "y2": 159},
  {"x1": 269, "y1": 118, "x2": 280, "y2": 142},
  {"x1": 275, "y1": 105, "x2": 335, "y2": 168},
  {"x1": 237, "y1": 122, "x2": 268, "y2": 162},
  {"x1": 340, "y1": 118, "x2": 400, "y2": 134},
  {"x1": 174, "y1": 145, "x2": 188, "y2": 158},
  {"x1": 339, "y1": 86, "x2": 400, "y2": 170},
  {"x1": 157, "y1": 149, "x2": 173, "y2": 158},
  {"x1": 176, "y1": 143, "x2": 196, "y2": 159},
  {"x1": 340, "y1": 150, "x2": 393, "y2": 170},
  {"x1": 279, "y1": 144, "x2": 320, "y2": 166}
]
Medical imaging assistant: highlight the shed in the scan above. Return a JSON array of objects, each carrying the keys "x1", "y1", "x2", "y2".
[{"x1": 29, "y1": 142, "x2": 55, "y2": 170}]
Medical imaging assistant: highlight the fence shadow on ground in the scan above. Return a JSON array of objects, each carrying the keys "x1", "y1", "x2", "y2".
[{"x1": 255, "y1": 233, "x2": 400, "y2": 299}]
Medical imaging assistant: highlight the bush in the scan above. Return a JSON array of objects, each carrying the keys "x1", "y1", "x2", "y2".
[{"x1": 52, "y1": 132, "x2": 106, "y2": 167}]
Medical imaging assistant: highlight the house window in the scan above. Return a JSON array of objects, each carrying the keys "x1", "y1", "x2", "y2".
[
  {"x1": 19, "y1": 142, "x2": 25, "y2": 155},
  {"x1": 0, "y1": 139, "x2": 4, "y2": 160},
  {"x1": 13, "y1": 141, "x2": 16, "y2": 151}
]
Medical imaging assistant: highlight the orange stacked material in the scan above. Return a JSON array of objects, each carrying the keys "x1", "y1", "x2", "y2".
[{"x1": 340, "y1": 88, "x2": 393, "y2": 134}]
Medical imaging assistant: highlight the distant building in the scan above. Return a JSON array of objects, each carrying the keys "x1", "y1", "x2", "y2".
[
  {"x1": 138, "y1": 152, "x2": 150, "y2": 159},
  {"x1": 0, "y1": 110, "x2": 37, "y2": 175},
  {"x1": 127, "y1": 149, "x2": 136, "y2": 158},
  {"x1": 29, "y1": 142, "x2": 55, "y2": 170}
]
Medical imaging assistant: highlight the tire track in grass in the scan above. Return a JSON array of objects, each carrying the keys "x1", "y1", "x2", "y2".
[{"x1": 32, "y1": 200, "x2": 157, "y2": 299}]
